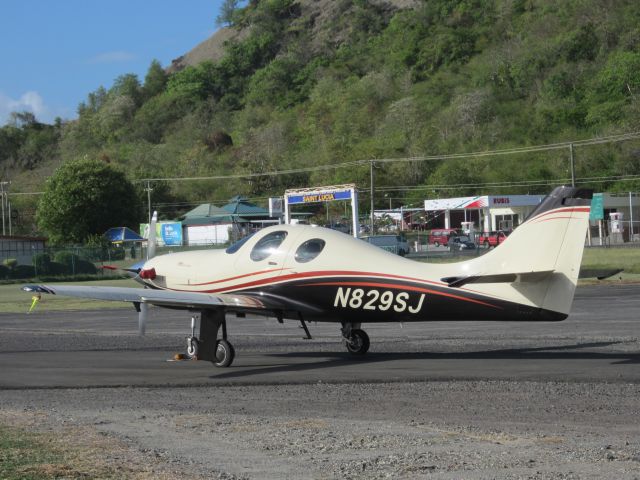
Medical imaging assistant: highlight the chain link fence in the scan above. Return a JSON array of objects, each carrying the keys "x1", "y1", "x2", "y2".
[
  {"x1": 587, "y1": 220, "x2": 640, "y2": 246},
  {"x1": 0, "y1": 242, "x2": 232, "y2": 281}
]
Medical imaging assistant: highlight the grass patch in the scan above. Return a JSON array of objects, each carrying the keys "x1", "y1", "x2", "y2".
[
  {"x1": 0, "y1": 416, "x2": 167, "y2": 480},
  {"x1": 0, "y1": 424, "x2": 65, "y2": 480},
  {"x1": 581, "y1": 247, "x2": 640, "y2": 273},
  {"x1": 0, "y1": 423, "x2": 124, "y2": 480}
]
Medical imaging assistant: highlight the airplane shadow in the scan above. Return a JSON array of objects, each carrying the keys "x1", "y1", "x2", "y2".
[{"x1": 209, "y1": 341, "x2": 640, "y2": 380}]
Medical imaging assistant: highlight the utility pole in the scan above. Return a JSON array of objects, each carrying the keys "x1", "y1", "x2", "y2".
[
  {"x1": 569, "y1": 143, "x2": 575, "y2": 187},
  {"x1": 0, "y1": 181, "x2": 9, "y2": 236},
  {"x1": 144, "y1": 181, "x2": 153, "y2": 224},
  {"x1": 370, "y1": 161, "x2": 375, "y2": 234}
]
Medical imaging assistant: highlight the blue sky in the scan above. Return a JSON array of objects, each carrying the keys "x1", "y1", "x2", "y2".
[{"x1": 0, "y1": 0, "x2": 226, "y2": 125}]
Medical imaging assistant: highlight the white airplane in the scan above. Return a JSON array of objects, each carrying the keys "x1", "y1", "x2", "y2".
[{"x1": 24, "y1": 186, "x2": 593, "y2": 367}]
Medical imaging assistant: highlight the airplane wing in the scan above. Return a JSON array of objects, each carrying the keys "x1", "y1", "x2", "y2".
[{"x1": 22, "y1": 284, "x2": 282, "y2": 311}]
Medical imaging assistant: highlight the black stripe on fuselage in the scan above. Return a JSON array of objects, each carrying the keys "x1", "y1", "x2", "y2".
[{"x1": 237, "y1": 276, "x2": 568, "y2": 323}]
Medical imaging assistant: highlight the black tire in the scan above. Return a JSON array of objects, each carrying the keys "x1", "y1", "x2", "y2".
[
  {"x1": 214, "y1": 339, "x2": 235, "y2": 367},
  {"x1": 484, "y1": 240, "x2": 490, "y2": 249},
  {"x1": 186, "y1": 337, "x2": 199, "y2": 359},
  {"x1": 434, "y1": 241, "x2": 440, "y2": 247},
  {"x1": 346, "y1": 329, "x2": 370, "y2": 355}
]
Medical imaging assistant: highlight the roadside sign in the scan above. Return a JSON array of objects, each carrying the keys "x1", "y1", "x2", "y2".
[
  {"x1": 287, "y1": 189, "x2": 352, "y2": 205},
  {"x1": 590, "y1": 193, "x2": 604, "y2": 221}
]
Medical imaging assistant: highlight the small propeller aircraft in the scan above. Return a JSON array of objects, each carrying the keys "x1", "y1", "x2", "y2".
[{"x1": 24, "y1": 186, "x2": 594, "y2": 367}]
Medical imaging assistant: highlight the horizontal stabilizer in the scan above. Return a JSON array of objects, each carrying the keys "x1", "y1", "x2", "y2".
[
  {"x1": 578, "y1": 268, "x2": 623, "y2": 280},
  {"x1": 442, "y1": 270, "x2": 554, "y2": 288}
]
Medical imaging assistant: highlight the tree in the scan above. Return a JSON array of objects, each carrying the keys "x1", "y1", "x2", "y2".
[
  {"x1": 36, "y1": 158, "x2": 141, "y2": 244},
  {"x1": 216, "y1": 0, "x2": 240, "y2": 27},
  {"x1": 9, "y1": 111, "x2": 38, "y2": 127},
  {"x1": 110, "y1": 73, "x2": 142, "y2": 109},
  {"x1": 142, "y1": 59, "x2": 168, "y2": 100}
]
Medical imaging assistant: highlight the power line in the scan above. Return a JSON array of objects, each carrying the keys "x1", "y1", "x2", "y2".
[
  {"x1": 7, "y1": 131, "x2": 640, "y2": 196},
  {"x1": 137, "y1": 131, "x2": 640, "y2": 183}
]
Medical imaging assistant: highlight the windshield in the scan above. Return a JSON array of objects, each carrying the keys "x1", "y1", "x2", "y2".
[{"x1": 225, "y1": 233, "x2": 255, "y2": 254}]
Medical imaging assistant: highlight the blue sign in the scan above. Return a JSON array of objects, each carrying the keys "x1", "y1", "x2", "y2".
[
  {"x1": 140, "y1": 222, "x2": 183, "y2": 246},
  {"x1": 161, "y1": 223, "x2": 183, "y2": 246},
  {"x1": 288, "y1": 189, "x2": 353, "y2": 205}
]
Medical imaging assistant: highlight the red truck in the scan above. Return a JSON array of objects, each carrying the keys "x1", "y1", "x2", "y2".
[{"x1": 478, "y1": 230, "x2": 509, "y2": 248}]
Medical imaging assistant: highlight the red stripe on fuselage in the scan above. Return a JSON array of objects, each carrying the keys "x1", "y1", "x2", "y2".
[
  {"x1": 196, "y1": 270, "x2": 447, "y2": 294},
  {"x1": 301, "y1": 280, "x2": 502, "y2": 309},
  {"x1": 177, "y1": 267, "x2": 286, "y2": 287}
]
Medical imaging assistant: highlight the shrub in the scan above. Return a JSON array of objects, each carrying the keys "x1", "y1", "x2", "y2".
[
  {"x1": 76, "y1": 259, "x2": 98, "y2": 275},
  {"x1": 53, "y1": 251, "x2": 80, "y2": 274},
  {"x1": 2, "y1": 258, "x2": 17, "y2": 269},
  {"x1": 48, "y1": 262, "x2": 68, "y2": 275},
  {"x1": 32, "y1": 253, "x2": 52, "y2": 275},
  {"x1": 11, "y1": 265, "x2": 36, "y2": 279}
]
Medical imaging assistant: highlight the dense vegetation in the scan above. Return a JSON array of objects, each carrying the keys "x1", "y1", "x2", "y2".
[{"x1": 2, "y1": 0, "x2": 640, "y2": 237}]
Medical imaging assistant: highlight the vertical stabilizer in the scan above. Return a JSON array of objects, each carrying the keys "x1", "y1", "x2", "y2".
[{"x1": 460, "y1": 186, "x2": 592, "y2": 316}]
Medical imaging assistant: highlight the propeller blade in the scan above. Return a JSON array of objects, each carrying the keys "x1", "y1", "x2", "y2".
[
  {"x1": 138, "y1": 302, "x2": 148, "y2": 335},
  {"x1": 147, "y1": 211, "x2": 158, "y2": 260}
]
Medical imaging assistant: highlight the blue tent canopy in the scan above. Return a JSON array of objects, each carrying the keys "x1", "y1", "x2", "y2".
[{"x1": 104, "y1": 227, "x2": 144, "y2": 243}]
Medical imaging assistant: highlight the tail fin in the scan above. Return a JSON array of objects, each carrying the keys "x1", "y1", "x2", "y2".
[{"x1": 448, "y1": 186, "x2": 592, "y2": 316}]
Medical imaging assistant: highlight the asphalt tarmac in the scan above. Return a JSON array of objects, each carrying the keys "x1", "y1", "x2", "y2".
[{"x1": 1, "y1": 284, "x2": 638, "y2": 389}]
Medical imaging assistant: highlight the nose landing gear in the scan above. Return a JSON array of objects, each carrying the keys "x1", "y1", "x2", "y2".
[{"x1": 341, "y1": 322, "x2": 370, "y2": 355}]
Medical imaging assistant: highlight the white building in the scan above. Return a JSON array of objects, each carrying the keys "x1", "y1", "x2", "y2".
[
  {"x1": 423, "y1": 190, "x2": 640, "y2": 244},
  {"x1": 0, "y1": 235, "x2": 46, "y2": 266},
  {"x1": 424, "y1": 194, "x2": 545, "y2": 233}
]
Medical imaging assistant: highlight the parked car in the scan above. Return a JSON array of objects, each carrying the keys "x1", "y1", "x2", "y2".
[
  {"x1": 449, "y1": 235, "x2": 476, "y2": 250},
  {"x1": 428, "y1": 228, "x2": 459, "y2": 247},
  {"x1": 362, "y1": 235, "x2": 409, "y2": 256},
  {"x1": 477, "y1": 230, "x2": 509, "y2": 248}
]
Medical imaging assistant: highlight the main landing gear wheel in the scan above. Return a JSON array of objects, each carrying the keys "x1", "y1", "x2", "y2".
[
  {"x1": 214, "y1": 339, "x2": 235, "y2": 367},
  {"x1": 345, "y1": 329, "x2": 370, "y2": 355}
]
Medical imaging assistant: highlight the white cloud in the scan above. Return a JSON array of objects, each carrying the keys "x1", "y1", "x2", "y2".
[
  {"x1": 0, "y1": 91, "x2": 51, "y2": 125},
  {"x1": 89, "y1": 50, "x2": 136, "y2": 64}
]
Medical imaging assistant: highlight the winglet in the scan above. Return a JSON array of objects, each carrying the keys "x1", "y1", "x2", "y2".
[{"x1": 22, "y1": 285, "x2": 55, "y2": 294}]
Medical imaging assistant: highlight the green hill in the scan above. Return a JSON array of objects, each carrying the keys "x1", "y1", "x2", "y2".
[{"x1": 2, "y1": 0, "x2": 640, "y2": 234}]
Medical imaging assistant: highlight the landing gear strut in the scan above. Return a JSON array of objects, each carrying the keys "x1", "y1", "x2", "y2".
[
  {"x1": 186, "y1": 316, "x2": 199, "y2": 359},
  {"x1": 187, "y1": 310, "x2": 235, "y2": 367},
  {"x1": 341, "y1": 322, "x2": 370, "y2": 355}
]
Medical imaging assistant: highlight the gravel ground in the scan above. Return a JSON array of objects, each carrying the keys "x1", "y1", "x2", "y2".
[{"x1": 1, "y1": 382, "x2": 639, "y2": 479}]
